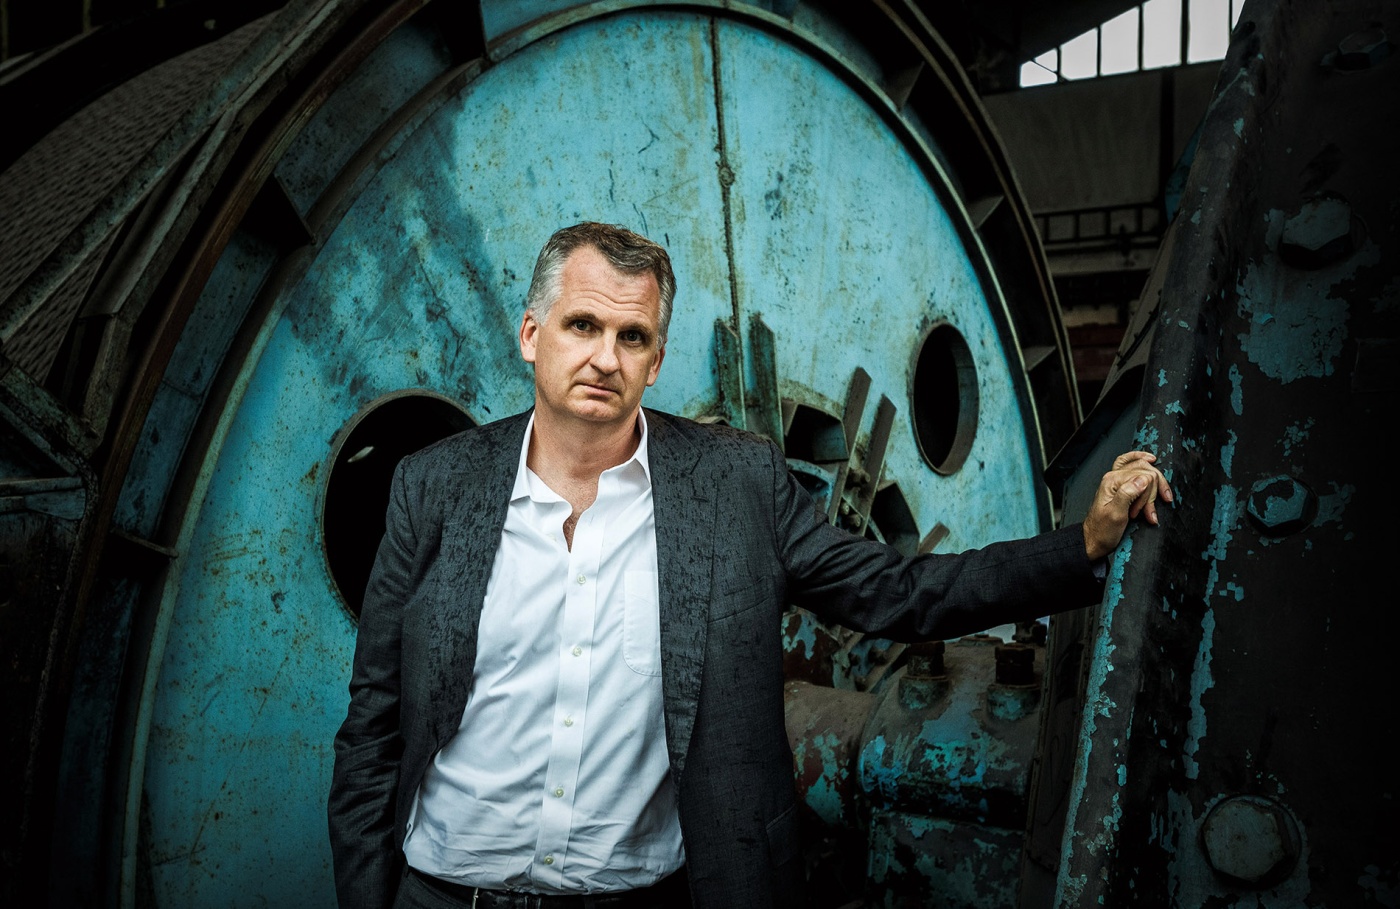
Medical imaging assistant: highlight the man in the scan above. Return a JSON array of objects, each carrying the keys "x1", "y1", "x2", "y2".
[{"x1": 329, "y1": 222, "x2": 1170, "y2": 909}]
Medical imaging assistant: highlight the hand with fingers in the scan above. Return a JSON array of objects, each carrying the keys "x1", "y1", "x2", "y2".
[{"x1": 1082, "y1": 451, "x2": 1174, "y2": 561}]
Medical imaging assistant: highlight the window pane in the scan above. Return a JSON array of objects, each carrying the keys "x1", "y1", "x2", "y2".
[
  {"x1": 1143, "y1": 0, "x2": 1183, "y2": 68},
  {"x1": 1020, "y1": 48, "x2": 1059, "y2": 87},
  {"x1": 1060, "y1": 29, "x2": 1099, "y2": 79},
  {"x1": 1101, "y1": 7, "x2": 1141, "y2": 75},
  {"x1": 1188, "y1": 0, "x2": 1231, "y2": 62}
]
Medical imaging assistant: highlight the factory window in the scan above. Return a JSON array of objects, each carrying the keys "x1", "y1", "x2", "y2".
[
  {"x1": 1020, "y1": 0, "x2": 1245, "y2": 87},
  {"x1": 323, "y1": 392, "x2": 474, "y2": 619},
  {"x1": 911, "y1": 323, "x2": 978, "y2": 475}
]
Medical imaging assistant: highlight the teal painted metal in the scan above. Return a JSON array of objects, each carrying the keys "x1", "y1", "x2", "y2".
[
  {"x1": 63, "y1": 3, "x2": 1070, "y2": 907},
  {"x1": 857, "y1": 638, "x2": 1043, "y2": 909},
  {"x1": 1033, "y1": 1, "x2": 1400, "y2": 906}
]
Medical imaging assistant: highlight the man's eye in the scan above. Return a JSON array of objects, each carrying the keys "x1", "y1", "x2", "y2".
[
  {"x1": 622, "y1": 330, "x2": 643, "y2": 343},
  {"x1": 571, "y1": 320, "x2": 592, "y2": 331}
]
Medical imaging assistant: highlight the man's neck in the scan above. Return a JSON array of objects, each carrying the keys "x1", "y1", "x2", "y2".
[{"x1": 526, "y1": 406, "x2": 642, "y2": 490}]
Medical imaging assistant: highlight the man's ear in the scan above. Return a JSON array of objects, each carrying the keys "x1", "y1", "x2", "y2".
[
  {"x1": 519, "y1": 311, "x2": 538, "y2": 364},
  {"x1": 646, "y1": 344, "x2": 666, "y2": 387}
]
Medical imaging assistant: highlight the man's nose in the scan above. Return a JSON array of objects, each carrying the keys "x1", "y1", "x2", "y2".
[{"x1": 590, "y1": 336, "x2": 621, "y2": 372}]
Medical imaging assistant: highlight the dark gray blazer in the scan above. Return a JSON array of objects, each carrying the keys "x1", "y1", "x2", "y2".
[{"x1": 328, "y1": 409, "x2": 1102, "y2": 909}]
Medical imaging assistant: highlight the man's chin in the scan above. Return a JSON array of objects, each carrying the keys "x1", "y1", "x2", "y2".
[{"x1": 565, "y1": 401, "x2": 631, "y2": 424}]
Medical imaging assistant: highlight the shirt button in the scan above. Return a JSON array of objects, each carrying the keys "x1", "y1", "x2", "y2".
[
  {"x1": 553, "y1": 787, "x2": 565, "y2": 798},
  {"x1": 563, "y1": 717, "x2": 574, "y2": 727},
  {"x1": 576, "y1": 574, "x2": 586, "y2": 585},
  {"x1": 543, "y1": 855, "x2": 555, "y2": 866},
  {"x1": 572, "y1": 646, "x2": 583, "y2": 657}
]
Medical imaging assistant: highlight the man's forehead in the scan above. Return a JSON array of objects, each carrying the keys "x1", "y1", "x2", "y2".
[{"x1": 553, "y1": 298, "x2": 658, "y2": 327}]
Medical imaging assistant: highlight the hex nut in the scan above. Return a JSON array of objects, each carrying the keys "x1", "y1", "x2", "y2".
[
  {"x1": 1201, "y1": 796, "x2": 1301, "y2": 887},
  {"x1": 1278, "y1": 195, "x2": 1361, "y2": 268},
  {"x1": 1246, "y1": 475, "x2": 1318, "y2": 536},
  {"x1": 994, "y1": 643, "x2": 1036, "y2": 686},
  {"x1": 1336, "y1": 24, "x2": 1391, "y2": 70},
  {"x1": 905, "y1": 640, "x2": 946, "y2": 679}
]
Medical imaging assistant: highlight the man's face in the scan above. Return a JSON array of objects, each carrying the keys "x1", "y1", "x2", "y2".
[{"x1": 520, "y1": 245, "x2": 666, "y2": 431}]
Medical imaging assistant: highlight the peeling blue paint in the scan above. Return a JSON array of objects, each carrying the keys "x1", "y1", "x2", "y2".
[
  {"x1": 1157, "y1": 368, "x2": 1167, "y2": 386},
  {"x1": 1164, "y1": 400, "x2": 1185, "y2": 415},
  {"x1": 1358, "y1": 865, "x2": 1399, "y2": 905},
  {"x1": 1257, "y1": 483, "x2": 1311, "y2": 528},
  {"x1": 1233, "y1": 117, "x2": 1245, "y2": 136},
  {"x1": 1203, "y1": 486, "x2": 1240, "y2": 561},
  {"x1": 861, "y1": 735, "x2": 907, "y2": 802},
  {"x1": 801, "y1": 732, "x2": 848, "y2": 825},
  {"x1": 1228, "y1": 364, "x2": 1243, "y2": 414},
  {"x1": 1235, "y1": 211, "x2": 1353, "y2": 382},
  {"x1": 1316, "y1": 483, "x2": 1355, "y2": 525},
  {"x1": 1281, "y1": 418, "x2": 1313, "y2": 457},
  {"x1": 1055, "y1": 537, "x2": 1132, "y2": 900},
  {"x1": 1222, "y1": 581, "x2": 1244, "y2": 601},
  {"x1": 1183, "y1": 608, "x2": 1216, "y2": 780},
  {"x1": 1220, "y1": 430, "x2": 1237, "y2": 479},
  {"x1": 783, "y1": 611, "x2": 818, "y2": 659}
]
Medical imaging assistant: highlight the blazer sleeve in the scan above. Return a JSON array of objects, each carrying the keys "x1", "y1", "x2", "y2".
[
  {"x1": 328, "y1": 458, "x2": 415, "y2": 909},
  {"x1": 766, "y1": 442, "x2": 1103, "y2": 640}
]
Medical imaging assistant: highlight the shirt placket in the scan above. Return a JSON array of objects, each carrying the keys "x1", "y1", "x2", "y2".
[{"x1": 532, "y1": 484, "x2": 608, "y2": 888}]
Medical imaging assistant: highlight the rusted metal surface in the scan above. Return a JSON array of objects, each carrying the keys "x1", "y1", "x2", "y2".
[
  {"x1": 785, "y1": 680, "x2": 876, "y2": 832},
  {"x1": 1033, "y1": 0, "x2": 1400, "y2": 906},
  {"x1": 6, "y1": 1, "x2": 1079, "y2": 907},
  {"x1": 858, "y1": 636, "x2": 1046, "y2": 908},
  {"x1": 126, "y1": 4, "x2": 1066, "y2": 905}
]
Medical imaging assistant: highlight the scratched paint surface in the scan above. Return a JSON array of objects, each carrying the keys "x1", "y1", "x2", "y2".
[
  {"x1": 715, "y1": 19, "x2": 1041, "y2": 554},
  {"x1": 141, "y1": 13, "x2": 727, "y2": 904},
  {"x1": 137, "y1": 7, "x2": 1042, "y2": 906},
  {"x1": 1048, "y1": 1, "x2": 1399, "y2": 903},
  {"x1": 866, "y1": 810, "x2": 1022, "y2": 908},
  {"x1": 858, "y1": 641, "x2": 1042, "y2": 906}
]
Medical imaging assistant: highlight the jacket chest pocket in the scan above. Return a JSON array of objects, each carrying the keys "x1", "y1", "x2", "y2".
[
  {"x1": 623, "y1": 569, "x2": 663, "y2": 676},
  {"x1": 712, "y1": 569, "x2": 781, "y2": 621}
]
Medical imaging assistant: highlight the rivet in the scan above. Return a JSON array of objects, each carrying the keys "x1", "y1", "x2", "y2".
[{"x1": 1201, "y1": 795, "x2": 1301, "y2": 887}]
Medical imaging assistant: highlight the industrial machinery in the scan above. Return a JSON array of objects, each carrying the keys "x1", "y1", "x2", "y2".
[{"x1": 0, "y1": 1, "x2": 1393, "y2": 907}]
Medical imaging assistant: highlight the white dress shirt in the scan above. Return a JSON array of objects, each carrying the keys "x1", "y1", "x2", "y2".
[{"x1": 402, "y1": 412, "x2": 684, "y2": 893}]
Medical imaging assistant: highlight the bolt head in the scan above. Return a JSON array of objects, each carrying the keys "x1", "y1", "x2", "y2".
[
  {"x1": 994, "y1": 643, "x2": 1037, "y2": 686},
  {"x1": 1336, "y1": 25, "x2": 1391, "y2": 70},
  {"x1": 1246, "y1": 475, "x2": 1317, "y2": 536},
  {"x1": 1201, "y1": 796, "x2": 1301, "y2": 887},
  {"x1": 1278, "y1": 195, "x2": 1359, "y2": 268}
]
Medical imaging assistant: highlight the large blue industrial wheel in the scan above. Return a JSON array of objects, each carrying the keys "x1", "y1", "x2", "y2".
[{"x1": 40, "y1": 2, "x2": 1079, "y2": 906}]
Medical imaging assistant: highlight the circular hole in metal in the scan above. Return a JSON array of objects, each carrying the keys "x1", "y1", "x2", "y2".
[
  {"x1": 323, "y1": 392, "x2": 474, "y2": 619},
  {"x1": 911, "y1": 323, "x2": 978, "y2": 474}
]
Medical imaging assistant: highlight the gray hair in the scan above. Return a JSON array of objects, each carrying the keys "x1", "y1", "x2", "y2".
[{"x1": 524, "y1": 222, "x2": 676, "y2": 347}]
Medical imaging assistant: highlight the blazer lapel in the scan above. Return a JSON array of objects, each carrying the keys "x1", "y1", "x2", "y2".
[
  {"x1": 429, "y1": 411, "x2": 529, "y2": 746},
  {"x1": 646, "y1": 410, "x2": 713, "y2": 782}
]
